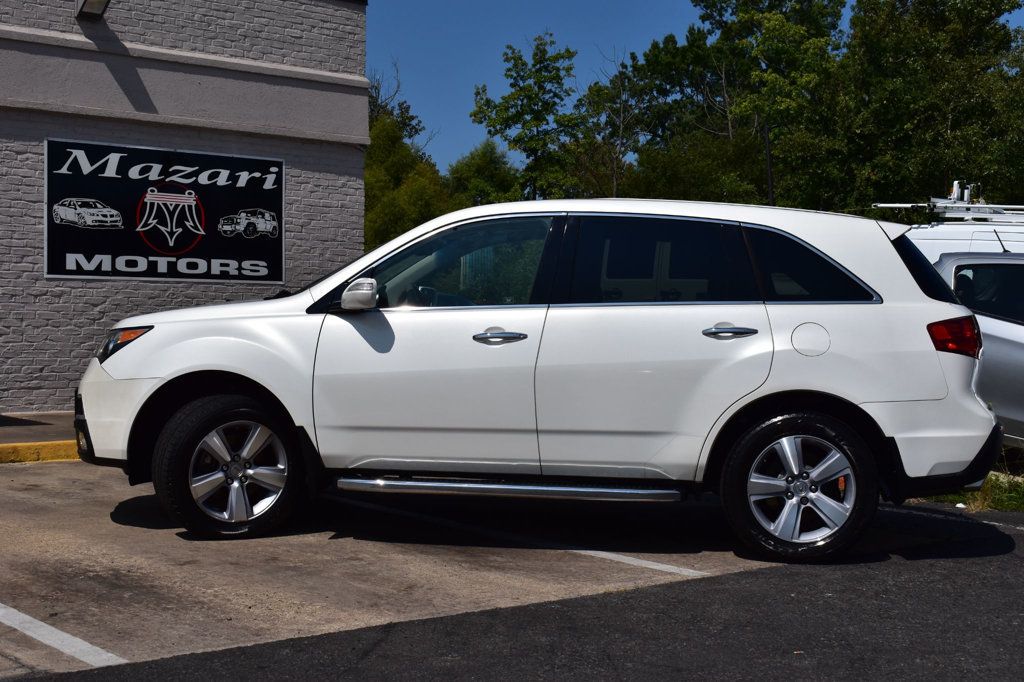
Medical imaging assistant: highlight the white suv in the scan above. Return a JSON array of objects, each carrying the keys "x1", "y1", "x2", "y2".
[{"x1": 75, "y1": 200, "x2": 1000, "y2": 560}]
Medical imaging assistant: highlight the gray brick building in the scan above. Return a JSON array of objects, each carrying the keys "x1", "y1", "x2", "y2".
[{"x1": 0, "y1": 0, "x2": 368, "y2": 412}]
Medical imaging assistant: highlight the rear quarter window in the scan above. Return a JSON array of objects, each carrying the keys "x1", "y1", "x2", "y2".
[
  {"x1": 891, "y1": 235, "x2": 959, "y2": 304},
  {"x1": 745, "y1": 228, "x2": 877, "y2": 302}
]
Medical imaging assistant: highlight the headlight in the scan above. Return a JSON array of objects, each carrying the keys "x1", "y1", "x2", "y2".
[{"x1": 97, "y1": 326, "x2": 152, "y2": 363}]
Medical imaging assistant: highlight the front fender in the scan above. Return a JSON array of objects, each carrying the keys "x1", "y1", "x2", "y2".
[{"x1": 101, "y1": 313, "x2": 325, "y2": 431}]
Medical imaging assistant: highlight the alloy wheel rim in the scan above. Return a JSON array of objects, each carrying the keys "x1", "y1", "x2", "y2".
[
  {"x1": 188, "y1": 420, "x2": 288, "y2": 523},
  {"x1": 747, "y1": 435, "x2": 856, "y2": 544}
]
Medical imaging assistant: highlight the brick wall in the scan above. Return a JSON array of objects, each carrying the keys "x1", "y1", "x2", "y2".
[
  {"x1": 0, "y1": 109, "x2": 364, "y2": 412},
  {"x1": 0, "y1": 0, "x2": 366, "y2": 76}
]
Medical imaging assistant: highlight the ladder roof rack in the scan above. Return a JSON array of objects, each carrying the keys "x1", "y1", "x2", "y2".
[{"x1": 873, "y1": 181, "x2": 1024, "y2": 227}]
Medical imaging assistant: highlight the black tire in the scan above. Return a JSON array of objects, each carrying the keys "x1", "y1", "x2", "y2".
[
  {"x1": 243, "y1": 222, "x2": 257, "y2": 238},
  {"x1": 720, "y1": 412, "x2": 878, "y2": 562},
  {"x1": 270, "y1": 226, "x2": 279, "y2": 238},
  {"x1": 152, "y1": 394, "x2": 304, "y2": 538}
]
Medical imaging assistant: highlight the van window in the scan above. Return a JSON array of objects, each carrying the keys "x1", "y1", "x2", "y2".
[
  {"x1": 568, "y1": 216, "x2": 759, "y2": 304},
  {"x1": 746, "y1": 228, "x2": 876, "y2": 302},
  {"x1": 954, "y1": 263, "x2": 1024, "y2": 325}
]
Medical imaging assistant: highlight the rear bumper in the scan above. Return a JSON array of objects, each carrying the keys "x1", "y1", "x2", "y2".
[{"x1": 891, "y1": 423, "x2": 1003, "y2": 501}]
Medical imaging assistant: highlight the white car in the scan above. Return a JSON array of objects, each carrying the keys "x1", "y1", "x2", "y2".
[
  {"x1": 52, "y1": 198, "x2": 123, "y2": 228},
  {"x1": 934, "y1": 252, "x2": 1024, "y2": 447},
  {"x1": 75, "y1": 200, "x2": 1000, "y2": 561}
]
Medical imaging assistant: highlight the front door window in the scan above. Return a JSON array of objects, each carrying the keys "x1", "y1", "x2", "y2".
[{"x1": 370, "y1": 217, "x2": 552, "y2": 308}]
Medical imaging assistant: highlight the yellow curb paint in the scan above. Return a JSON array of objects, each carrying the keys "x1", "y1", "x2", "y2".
[{"x1": 0, "y1": 441, "x2": 77, "y2": 464}]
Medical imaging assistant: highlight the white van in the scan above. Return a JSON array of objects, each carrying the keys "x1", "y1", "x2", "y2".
[{"x1": 881, "y1": 182, "x2": 1024, "y2": 261}]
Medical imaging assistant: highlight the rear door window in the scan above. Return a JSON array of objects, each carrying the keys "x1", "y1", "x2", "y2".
[
  {"x1": 745, "y1": 227, "x2": 877, "y2": 302},
  {"x1": 568, "y1": 216, "x2": 759, "y2": 304},
  {"x1": 953, "y1": 263, "x2": 1024, "y2": 325}
]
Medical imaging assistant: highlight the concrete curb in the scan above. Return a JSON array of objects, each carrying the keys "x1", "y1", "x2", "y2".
[{"x1": 0, "y1": 441, "x2": 77, "y2": 464}]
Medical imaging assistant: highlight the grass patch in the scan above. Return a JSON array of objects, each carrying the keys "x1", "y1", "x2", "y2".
[{"x1": 927, "y1": 447, "x2": 1024, "y2": 512}]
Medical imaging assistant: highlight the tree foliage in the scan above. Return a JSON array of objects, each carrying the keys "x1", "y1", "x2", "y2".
[
  {"x1": 364, "y1": 1, "x2": 1024, "y2": 249},
  {"x1": 471, "y1": 32, "x2": 581, "y2": 199}
]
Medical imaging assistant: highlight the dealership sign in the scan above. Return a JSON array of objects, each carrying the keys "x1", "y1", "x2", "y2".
[{"x1": 45, "y1": 139, "x2": 284, "y2": 282}]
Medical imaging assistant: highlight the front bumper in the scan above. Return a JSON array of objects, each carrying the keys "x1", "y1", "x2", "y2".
[
  {"x1": 891, "y1": 423, "x2": 1003, "y2": 501},
  {"x1": 76, "y1": 358, "x2": 158, "y2": 462},
  {"x1": 74, "y1": 393, "x2": 125, "y2": 470}
]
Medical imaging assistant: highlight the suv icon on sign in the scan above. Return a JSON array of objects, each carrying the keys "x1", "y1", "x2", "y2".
[{"x1": 218, "y1": 209, "x2": 279, "y2": 238}]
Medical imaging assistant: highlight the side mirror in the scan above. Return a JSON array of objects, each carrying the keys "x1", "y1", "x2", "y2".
[{"x1": 339, "y1": 277, "x2": 378, "y2": 311}]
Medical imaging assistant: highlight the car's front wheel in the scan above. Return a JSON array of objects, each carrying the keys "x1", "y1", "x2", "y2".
[
  {"x1": 152, "y1": 394, "x2": 303, "y2": 538},
  {"x1": 720, "y1": 412, "x2": 878, "y2": 562}
]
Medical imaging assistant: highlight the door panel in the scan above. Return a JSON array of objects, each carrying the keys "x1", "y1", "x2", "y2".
[
  {"x1": 535, "y1": 215, "x2": 772, "y2": 480},
  {"x1": 312, "y1": 214, "x2": 559, "y2": 474},
  {"x1": 314, "y1": 308, "x2": 547, "y2": 473},
  {"x1": 535, "y1": 304, "x2": 772, "y2": 479}
]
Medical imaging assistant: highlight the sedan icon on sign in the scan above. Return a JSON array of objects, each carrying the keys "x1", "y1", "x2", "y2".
[{"x1": 52, "y1": 198, "x2": 123, "y2": 229}]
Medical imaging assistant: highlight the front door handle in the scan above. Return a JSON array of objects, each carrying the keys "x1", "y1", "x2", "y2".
[
  {"x1": 702, "y1": 326, "x2": 759, "y2": 339},
  {"x1": 473, "y1": 330, "x2": 528, "y2": 345}
]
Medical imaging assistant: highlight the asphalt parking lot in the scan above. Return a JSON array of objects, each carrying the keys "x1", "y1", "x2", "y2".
[{"x1": 2, "y1": 461, "x2": 1022, "y2": 679}]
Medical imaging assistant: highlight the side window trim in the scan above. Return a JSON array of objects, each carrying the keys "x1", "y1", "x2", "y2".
[
  {"x1": 553, "y1": 213, "x2": 762, "y2": 307},
  {"x1": 307, "y1": 212, "x2": 567, "y2": 314},
  {"x1": 741, "y1": 222, "x2": 883, "y2": 305}
]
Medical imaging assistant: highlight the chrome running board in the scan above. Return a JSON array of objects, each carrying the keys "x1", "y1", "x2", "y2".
[{"x1": 336, "y1": 477, "x2": 681, "y2": 502}]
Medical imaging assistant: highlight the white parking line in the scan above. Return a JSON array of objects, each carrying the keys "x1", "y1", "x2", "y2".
[
  {"x1": 336, "y1": 496, "x2": 710, "y2": 578},
  {"x1": 0, "y1": 602, "x2": 127, "y2": 668}
]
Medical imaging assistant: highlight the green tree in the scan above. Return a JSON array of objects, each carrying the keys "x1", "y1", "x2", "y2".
[
  {"x1": 364, "y1": 115, "x2": 449, "y2": 249},
  {"x1": 368, "y1": 68, "x2": 426, "y2": 143},
  {"x1": 841, "y1": 0, "x2": 1024, "y2": 211},
  {"x1": 570, "y1": 61, "x2": 650, "y2": 197},
  {"x1": 446, "y1": 140, "x2": 522, "y2": 208},
  {"x1": 471, "y1": 32, "x2": 582, "y2": 199}
]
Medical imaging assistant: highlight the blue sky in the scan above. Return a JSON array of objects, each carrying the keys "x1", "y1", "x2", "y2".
[{"x1": 367, "y1": 1, "x2": 1024, "y2": 171}]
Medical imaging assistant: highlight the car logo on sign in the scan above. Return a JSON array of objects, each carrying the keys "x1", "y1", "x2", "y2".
[{"x1": 135, "y1": 186, "x2": 206, "y2": 254}]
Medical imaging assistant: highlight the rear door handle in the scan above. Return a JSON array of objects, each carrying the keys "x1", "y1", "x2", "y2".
[
  {"x1": 473, "y1": 331, "x2": 528, "y2": 345},
  {"x1": 702, "y1": 326, "x2": 759, "y2": 339}
]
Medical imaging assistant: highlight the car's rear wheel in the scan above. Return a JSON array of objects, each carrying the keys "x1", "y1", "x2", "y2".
[
  {"x1": 720, "y1": 412, "x2": 878, "y2": 561},
  {"x1": 52, "y1": 208, "x2": 62, "y2": 224},
  {"x1": 152, "y1": 394, "x2": 303, "y2": 538}
]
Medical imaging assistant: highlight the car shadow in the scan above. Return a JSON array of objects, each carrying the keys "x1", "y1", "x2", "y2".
[
  {"x1": 109, "y1": 492, "x2": 1016, "y2": 563},
  {"x1": 109, "y1": 494, "x2": 180, "y2": 530},
  {"x1": 0, "y1": 415, "x2": 46, "y2": 427}
]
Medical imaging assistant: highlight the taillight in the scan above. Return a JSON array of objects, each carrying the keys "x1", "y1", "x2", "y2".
[{"x1": 927, "y1": 316, "x2": 981, "y2": 358}]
